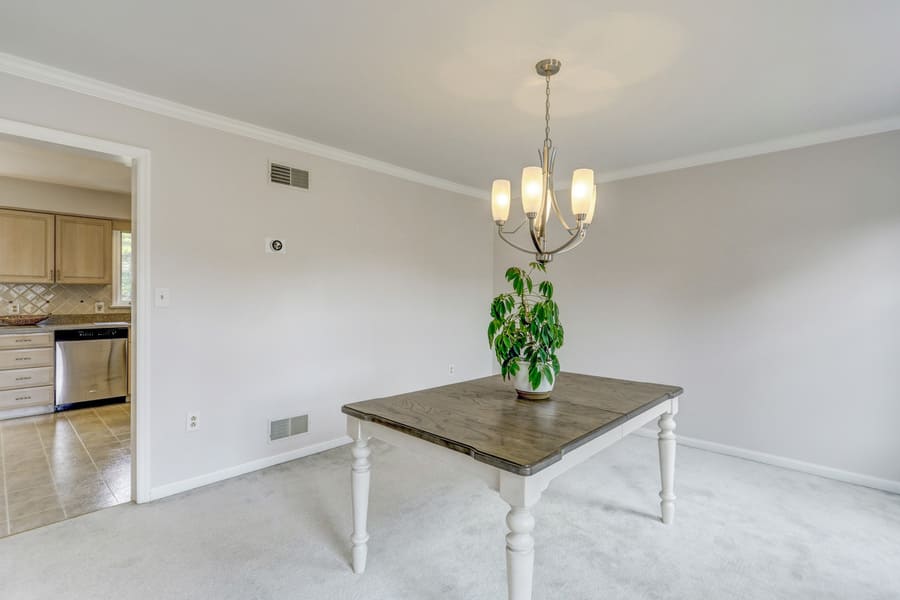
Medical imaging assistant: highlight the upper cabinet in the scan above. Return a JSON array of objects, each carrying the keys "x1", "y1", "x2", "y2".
[
  {"x1": 55, "y1": 215, "x2": 112, "y2": 284},
  {"x1": 0, "y1": 208, "x2": 55, "y2": 283}
]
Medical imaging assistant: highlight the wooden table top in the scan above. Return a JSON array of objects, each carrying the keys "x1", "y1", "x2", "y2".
[{"x1": 342, "y1": 372, "x2": 683, "y2": 476}]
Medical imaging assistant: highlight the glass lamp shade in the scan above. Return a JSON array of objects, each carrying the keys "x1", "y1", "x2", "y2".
[
  {"x1": 491, "y1": 179, "x2": 511, "y2": 223},
  {"x1": 570, "y1": 168, "x2": 594, "y2": 217},
  {"x1": 521, "y1": 166, "x2": 543, "y2": 216},
  {"x1": 585, "y1": 184, "x2": 597, "y2": 224}
]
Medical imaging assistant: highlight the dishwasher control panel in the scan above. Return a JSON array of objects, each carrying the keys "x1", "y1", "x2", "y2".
[{"x1": 55, "y1": 327, "x2": 128, "y2": 341}]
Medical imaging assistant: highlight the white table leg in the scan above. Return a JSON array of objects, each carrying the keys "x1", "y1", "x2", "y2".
[
  {"x1": 505, "y1": 505, "x2": 535, "y2": 600},
  {"x1": 658, "y1": 412, "x2": 676, "y2": 524},
  {"x1": 350, "y1": 435, "x2": 371, "y2": 573},
  {"x1": 499, "y1": 473, "x2": 546, "y2": 600}
]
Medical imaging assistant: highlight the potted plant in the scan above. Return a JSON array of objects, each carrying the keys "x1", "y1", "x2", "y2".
[{"x1": 488, "y1": 262, "x2": 564, "y2": 400}]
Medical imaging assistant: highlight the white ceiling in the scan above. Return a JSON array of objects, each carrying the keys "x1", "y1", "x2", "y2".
[
  {"x1": 0, "y1": 134, "x2": 131, "y2": 193},
  {"x1": 1, "y1": 0, "x2": 898, "y2": 191}
]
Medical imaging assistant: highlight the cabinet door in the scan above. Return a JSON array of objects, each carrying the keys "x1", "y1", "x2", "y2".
[
  {"x1": 0, "y1": 209, "x2": 55, "y2": 283},
  {"x1": 55, "y1": 215, "x2": 112, "y2": 284}
]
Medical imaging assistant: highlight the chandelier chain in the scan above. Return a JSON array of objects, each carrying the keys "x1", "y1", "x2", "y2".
[{"x1": 544, "y1": 75, "x2": 552, "y2": 147}]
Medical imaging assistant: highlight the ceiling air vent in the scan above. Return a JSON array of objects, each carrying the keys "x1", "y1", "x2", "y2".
[
  {"x1": 269, "y1": 162, "x2": 309, "y2": 189},
  {"x1": 269, "y1": 414, "x2": 309, "y2": 442}
]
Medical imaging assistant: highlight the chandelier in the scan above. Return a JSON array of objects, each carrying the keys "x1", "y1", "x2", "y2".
[{"x1": 491, "y1": 58, "x2": 597, "y2": 264}]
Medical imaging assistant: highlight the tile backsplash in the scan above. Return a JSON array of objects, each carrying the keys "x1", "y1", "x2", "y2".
[{"x1": 0, "y1": 282, "x2": 127, "y2": 315}]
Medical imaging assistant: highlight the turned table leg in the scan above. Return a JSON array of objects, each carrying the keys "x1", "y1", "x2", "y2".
[
  {"x1": 658, "y1": 412, "x2": 676, "y2": 524},
  {"x1": 499, "y1": 473, "x2": 545, "y2": 600},
  {"x1": 350, "y1": 435, "x2": 371, "y2": 573},
  {"x1": 505, "y1": 505, "x2": 536, "y2": 600}
]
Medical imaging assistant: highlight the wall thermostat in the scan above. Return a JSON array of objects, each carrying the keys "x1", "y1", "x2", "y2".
[{"x1": 265, "y1": 238, "x2": 286, "y2": 254}]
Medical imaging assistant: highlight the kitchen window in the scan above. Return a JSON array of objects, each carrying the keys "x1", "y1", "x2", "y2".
[{"x1": 112, "y1": 229, "x2": 132, "y2": 307}]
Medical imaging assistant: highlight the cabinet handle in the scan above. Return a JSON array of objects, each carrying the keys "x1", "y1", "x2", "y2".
[
  {"x1": 15, "y1": 339, "x2": 33, "y2": 343},
  {"x1": 14, "y1": 357, "x2": 32, "y2": 361},
  {"x1": 15, "y1": 376, "x2": 32, "y2": 381},
  {"x1": 15, "y1": 396, "x2": 32, "y2": 401}
]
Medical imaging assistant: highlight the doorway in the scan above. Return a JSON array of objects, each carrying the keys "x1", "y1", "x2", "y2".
[{"x1": 0, "y1": 117, "x2": 150, "y2": 536}]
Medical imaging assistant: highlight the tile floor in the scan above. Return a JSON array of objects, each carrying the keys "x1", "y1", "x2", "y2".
[{"x1": 0, "y1": 403, "x2": 131, "y2": 537}]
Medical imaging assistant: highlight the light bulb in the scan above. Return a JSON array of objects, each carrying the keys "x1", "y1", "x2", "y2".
[
  {"x1": 521, "y1": 166, "x2": 543, "y2": 216},
  {"x1": 491, "y1": 179, "x2": 511, "y2": 224},
  {"x1": 571, "y1": 169, "x2": 594, "y2": 218}
]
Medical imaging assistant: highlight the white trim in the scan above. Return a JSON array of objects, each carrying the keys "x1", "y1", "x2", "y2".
[
  {"x1": 597, "y1": 116, "x2": 900, "y2": 183},
  {"x1": 149, "y1": 435, "x2": 352, "y2": 501},
  {"x1": 132, "y1": 150, "x2": 152, "y2": 503},
  {"x1": 0, "y1": 116, "x2": 154, "y2": 504},
  {"x1": 633, "y1": 428, "x2": 900, "y2": 495},
  {"x1": 0, "y1": 52, "x2": 484, "y2": 200},
  {"x1": 3, "y1": 52, "x2": 900, "y2": 191}
]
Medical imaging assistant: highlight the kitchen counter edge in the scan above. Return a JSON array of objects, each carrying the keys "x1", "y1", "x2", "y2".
[{"x1": 0, "y1": 322, "x2": 131, "y2": 334}]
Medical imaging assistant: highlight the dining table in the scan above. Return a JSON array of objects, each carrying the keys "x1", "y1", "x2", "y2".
[{"x1": 342, "y1": 372, "x2": 683, "y2": 600}]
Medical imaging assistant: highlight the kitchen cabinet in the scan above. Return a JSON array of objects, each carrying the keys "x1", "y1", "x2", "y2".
[
  {"x1": 0, "y1": 208, "x2": 55, "y2": 283},
  {"x1": 0, "y1": 332, "x2": 55, "y2": 419},
  {"x1": 55, "y1": 214, "x2": 112, "y2": 284}
]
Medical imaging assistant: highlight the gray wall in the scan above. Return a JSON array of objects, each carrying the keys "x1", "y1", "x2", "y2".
[{"x1": 495, "y1": 131, "x2": 900, "y2": 483}]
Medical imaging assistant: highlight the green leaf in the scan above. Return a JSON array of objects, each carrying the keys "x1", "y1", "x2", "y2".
[
  {"x1": 487, "y1": 320, "x2": 498, "y2": 345},
  {"x1": 528, "y1": 362, "x2": 542, "y2": 389},
  {"x1": 508, "y1": 360, "x2": 520, "y2": 377},
  {"x1": 538, "y1": 281, "x2": 553, "y2": 299}
]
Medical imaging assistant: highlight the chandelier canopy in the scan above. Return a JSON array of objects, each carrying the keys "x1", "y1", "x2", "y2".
[{"x1": 491, "y1": 59, "x2": 597, "y2": 264}]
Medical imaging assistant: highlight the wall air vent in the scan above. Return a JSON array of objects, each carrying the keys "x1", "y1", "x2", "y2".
[
  {"x1": 269, "y1": 162, "x2": 310, "y2": 189},
  {"x1": 269, "y1": 414, "x2": 309, "y2": 442}
]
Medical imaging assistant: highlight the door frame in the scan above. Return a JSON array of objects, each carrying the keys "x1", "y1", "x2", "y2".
[{"x1": 0, "y1": 117, "x2": 152, "y2": 503}]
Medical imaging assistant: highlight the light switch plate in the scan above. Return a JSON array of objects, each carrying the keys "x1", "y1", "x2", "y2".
[{"x1": 155, "y1": 288, "x2": 170, "y2": 307}]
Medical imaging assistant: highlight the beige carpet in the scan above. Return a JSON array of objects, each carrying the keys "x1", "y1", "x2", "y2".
[{"x1": 1, "y1": 435, "x2": 898, "y2": 599}]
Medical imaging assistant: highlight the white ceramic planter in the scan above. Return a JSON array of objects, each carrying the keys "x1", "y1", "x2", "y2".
[{"x1": 513, "y1": 360, "x2": 554, "y2": 400}]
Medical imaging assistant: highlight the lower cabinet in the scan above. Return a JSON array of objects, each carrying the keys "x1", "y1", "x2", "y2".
[
  {"x1": 0, "y1": 386, "x2": 54, "y2": 412},
  {"x1": 0, "y1": 332, "x2": 55, "y2": 420}
]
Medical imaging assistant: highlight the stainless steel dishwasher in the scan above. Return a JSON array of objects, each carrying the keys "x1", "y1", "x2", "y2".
[{"x1": 55, "y1": 327, "x2": 128, "y2": 408}]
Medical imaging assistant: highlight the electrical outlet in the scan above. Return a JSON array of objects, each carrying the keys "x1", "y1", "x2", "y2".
[
  {"x1": 94, "y1": 301, "x2": 105, "y2": 313},
  {"x1": 8, "y1": 303, "x2": 20, "y2": 315},
  {"x1": 186, "y1": 413, "x2": 200, "y2": 432},
  {"x1": 448, "y1": 363, "x2": 456, "y2": 375}
]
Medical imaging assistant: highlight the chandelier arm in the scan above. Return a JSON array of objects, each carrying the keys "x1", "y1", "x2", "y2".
[
  {"x1": 554, "y1": 232, "x2": 587, "y2": 256},
  {"x1": 543, "y1": 222, "x2": 587, "y2": 256},
  {"x1": 498, "y1": 225, "x2": 541, "y2": 255},
  {"x1": 528, "y1": 217, "x2": 544, "y2": 254},
  {"x1": 549, "y1": 187, "x2": 578, "y2": 235},
  {"x1": 499, "y1": 217, "x2": 529, "y2": 235}
]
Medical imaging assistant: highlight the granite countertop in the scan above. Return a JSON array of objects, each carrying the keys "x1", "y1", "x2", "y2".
[{"x1": 0, "y1": 314, "x2": 131, "y2": 335}]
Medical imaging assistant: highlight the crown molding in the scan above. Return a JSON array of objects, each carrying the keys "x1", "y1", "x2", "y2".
[
  {"x1": 2, "y1": 52, "x2": 899, "y2": 193},
  {"x1": 597, "y1": 115, "x2": 900, "y2": 183},
  {"x1": 0, "y1": 52, "x2": 485, "y2": 199}
]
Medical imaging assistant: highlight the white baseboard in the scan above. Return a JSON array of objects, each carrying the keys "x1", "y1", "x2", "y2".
[
  {"x1": 148, "y1": 435, "x2": 352, "y2": 501},
  {"x1": 633, "y1": 427, "x2": 900, "y2": 495}
]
